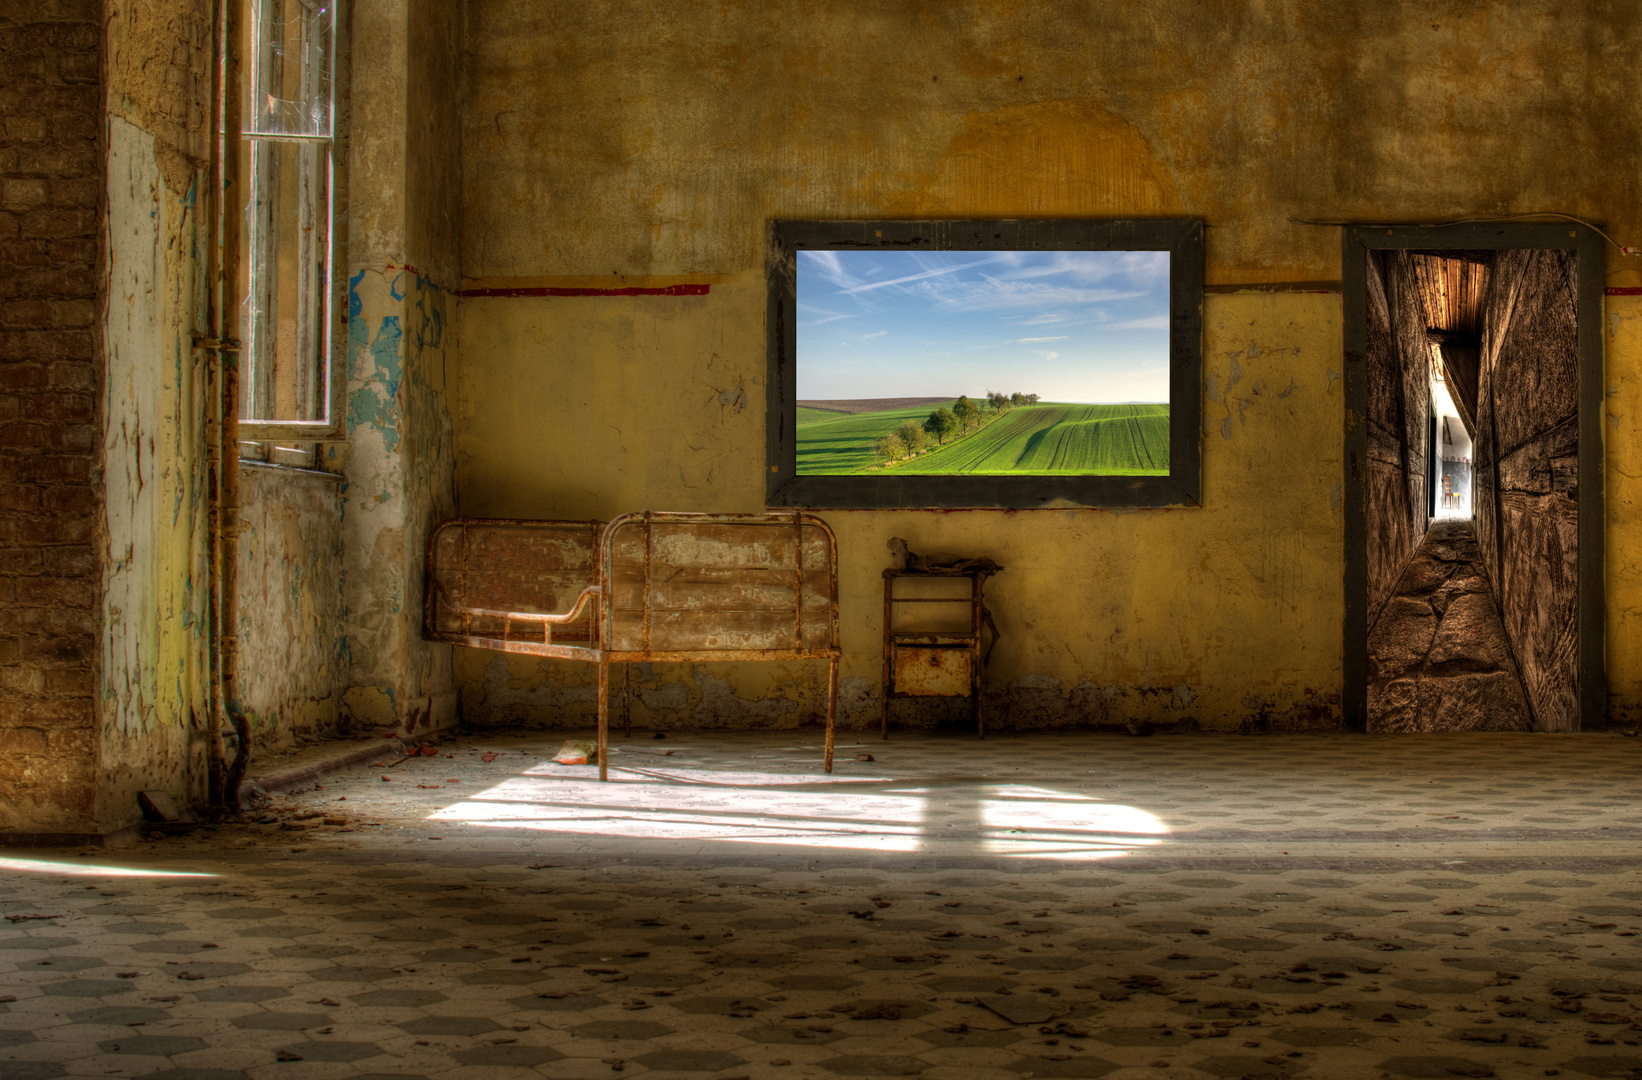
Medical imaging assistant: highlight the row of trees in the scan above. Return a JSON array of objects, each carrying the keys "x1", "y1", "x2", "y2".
[
  {"x1": 986, "y1": 390, "x2": 1041, "y2": 411},
  {"x1": 872, "y1": 392, "x2": 1039, "y2": 464}
]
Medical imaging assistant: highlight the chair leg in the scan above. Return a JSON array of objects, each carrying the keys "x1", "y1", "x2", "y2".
[
  {"x1": 597, "y1": 663, "x2": 609, "y2": 782},
  {"x1": 823, "y1": 656, "x2": 839, "y2": 774}
]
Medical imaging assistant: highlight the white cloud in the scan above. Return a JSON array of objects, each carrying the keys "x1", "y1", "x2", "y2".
[
  {"x1": 1097, "y1": 314, "x2": 1169, "y2": 331},
  {"x1": 860, "y1": 330, "x2": 887, "y2": 339},
  {"x1": 800, "y1": 250, "x2": 859, "y2": 290},
  {"x1": 799, "y1": 313, "x2": 852, "y2": 327},
  {"x1": 839, "y1": 256, "x2": 1002, "y2": 295},
  {"x1": 1018, "y1": 335, "x2": 1069, "y2": 343}
]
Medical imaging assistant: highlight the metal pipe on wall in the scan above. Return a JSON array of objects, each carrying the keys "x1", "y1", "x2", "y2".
[
  {"x1": 202, "y1": 0, "x2": 250, "y2": 811},
  {"x1": 219, "y1": 0, "x2": 250, "y2": 809}
]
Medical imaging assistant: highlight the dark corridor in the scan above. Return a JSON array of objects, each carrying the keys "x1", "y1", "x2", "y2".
[{"x1": 1352, "y1": 234, "x2": 1595, "y2": 733}]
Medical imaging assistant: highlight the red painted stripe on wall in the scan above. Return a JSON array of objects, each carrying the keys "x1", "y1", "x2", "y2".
[
  {"x1": 1605, "y1": 286, "x2": 1642, "y2": 295},
  {"x1": 458, "y1": 284, "x2": 712, "y2": 298}
]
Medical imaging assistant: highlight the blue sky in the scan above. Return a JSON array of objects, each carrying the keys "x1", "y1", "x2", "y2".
[{"x1": 796, "y1": 249, "x2": 1170, "y2": 403}]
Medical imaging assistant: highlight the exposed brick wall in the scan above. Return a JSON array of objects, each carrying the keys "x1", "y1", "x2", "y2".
[{"x1": 0, "y1": 1, "x2": 104, "y2": 832}]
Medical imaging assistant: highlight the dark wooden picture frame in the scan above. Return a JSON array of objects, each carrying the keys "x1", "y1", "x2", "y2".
[
  {"x1": 1341, "y1": 222, "x2": 1606, "y2": 731},
  {"x1": 764, "y1": 218, "x2": 1204, "y2": 510}
]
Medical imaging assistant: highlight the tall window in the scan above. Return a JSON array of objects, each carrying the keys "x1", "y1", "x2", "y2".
[{"x1": 240, "y1": 0, "x2": 338, "y2": 436}]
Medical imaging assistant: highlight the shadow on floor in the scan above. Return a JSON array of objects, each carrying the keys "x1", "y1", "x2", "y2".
[{"x1": 1367, "y1": 519, "x2": 1533, "y2": 732}]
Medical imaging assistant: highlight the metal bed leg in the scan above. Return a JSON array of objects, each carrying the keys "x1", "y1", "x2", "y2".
[
  {"x1": 621, "y1": 663, "x2": 632, "y2": 738},
  {"x1": 597, "y1": 663, "x2": 609, "y2": 782},
  {"x1": 823, "y1": 656, "x2": 838, "y2": 774}
]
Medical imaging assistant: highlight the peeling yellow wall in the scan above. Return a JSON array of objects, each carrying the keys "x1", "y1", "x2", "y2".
[
  {"x1": 454, "y1": 2, "x2": 1642, "y2": 731},
  {"x1": 1606, "y1": 294, "x2": 1642, "y2": 726},
  {"x1": 97, "y1": 0, "x2": 214, "y2": 830}
]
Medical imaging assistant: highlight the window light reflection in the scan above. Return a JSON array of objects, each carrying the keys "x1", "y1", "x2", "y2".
[{"x1": 0, "y1": 856, "x2": 217, "y2": 878}]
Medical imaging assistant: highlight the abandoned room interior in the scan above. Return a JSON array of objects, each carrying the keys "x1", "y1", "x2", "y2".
[{"x1": 4, "y1": 2, "x2": 1642, "y2": 1078}]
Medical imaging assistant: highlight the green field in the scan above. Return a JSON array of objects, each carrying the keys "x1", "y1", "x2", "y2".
[{"x1": 796, "y1": 402, "x2": 1169, "y2": 476}]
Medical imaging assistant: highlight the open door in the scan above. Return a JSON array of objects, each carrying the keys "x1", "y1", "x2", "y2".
[{"x1": 1343, "y1": 224, "x2": 1604, "y2": 733}]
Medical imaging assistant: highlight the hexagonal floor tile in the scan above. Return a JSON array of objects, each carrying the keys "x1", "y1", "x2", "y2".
[
  {"x1": 396, "y1": 1016, "x2": 500, "y2": 1036},
  {"x1": 193, "y1": 987, "x2": 289, "y2": 1003},
  {"x1": 42, "y1": 979, "x2": 135, "y2": 997},
  {"x1": 450, "y1": 1044, "x2": 564, "y2": 1067},
  {"x1": 813, "y1": 1056, "x2": 930, "y2": 1076},
  {"x1": 741, "y1": 1024, "x2": 847, "y2": 1046},
  {"x1": 0, "y1": 1063, "x2": 66, "y2": 1080},
  {"x1": 631, "y1": 1049, "x2": 748, "y2": 1071},
  {"x1": 68, "y1": 1006, "x2": 173, "y2": 1025},
  {"x1": 351, "y1": 989, "x2": 447, "y2": 1007},
  {"x1": 231, "y1": 1012, "x2": 333, "y2": 1031},
  {"x1": 274, "y1": 1041, "x2": 383, "y2": 1063},
  {"x1": 568, "y1": 1020, "x2": 675, "y2": 1040},
  {"x1": 99, "y1": 1035, "x2": 211, "y2": 1055},
  {"x1": 1192, "y1": 1056, "x2": 1307, "y2": 1078},
  {"x1": 508, "y1": 993, "x2": 608, "y2": 1012},
  {"x1": 1378, "y1": 1056, "x2": 1504, "y2": 1078},
  {"x1": 914, "y1": 1027, "x2": 1024, "y2": 1048}
]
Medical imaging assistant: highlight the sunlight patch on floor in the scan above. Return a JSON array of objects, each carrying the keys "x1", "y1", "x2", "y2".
[
  {"x1": 429, "y1": 772, "x2": 1170, "y2": 857},
  {"x1": 0, "y1": 856, "x2": 218, "y2": 878}
]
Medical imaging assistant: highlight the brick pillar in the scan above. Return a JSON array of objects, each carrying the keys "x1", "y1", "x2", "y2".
[{"x1": 0, "y1": 1, "x2": 104, "y2": 836}]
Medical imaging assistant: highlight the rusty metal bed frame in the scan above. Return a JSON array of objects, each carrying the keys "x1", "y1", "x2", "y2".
[{"x1": 424, "y1": 511, "x2": 842, "y2": 778}]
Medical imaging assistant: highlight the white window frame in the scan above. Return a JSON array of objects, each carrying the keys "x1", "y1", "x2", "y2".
[{"x1": 237, "y1": 0, "x2": 347, "y2": 444}]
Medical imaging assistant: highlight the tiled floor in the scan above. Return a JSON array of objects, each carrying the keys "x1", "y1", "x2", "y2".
[{"x1": 4, "y1": 730, "x2": 1642, "y2": 1080}]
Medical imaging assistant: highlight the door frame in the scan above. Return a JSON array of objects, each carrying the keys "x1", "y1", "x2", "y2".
[{"x1": 1341, "y1": 223, "x2": 1605, "y2": 731}]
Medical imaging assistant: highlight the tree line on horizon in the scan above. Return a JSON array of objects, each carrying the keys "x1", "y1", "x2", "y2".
[{"x1": 873, "y1": 390, "x2": 1040, "y2": 464}]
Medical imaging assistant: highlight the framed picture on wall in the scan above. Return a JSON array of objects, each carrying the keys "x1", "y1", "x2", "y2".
[{"x1": 764, "y1": 218, "x2": 1204, "y2": 509}]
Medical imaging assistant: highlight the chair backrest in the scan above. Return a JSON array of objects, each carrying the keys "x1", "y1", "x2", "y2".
[
  {"x1": 601, "y1": 511, "x2": 838, "y2": 656},
  {"x1": 425, "y1": 518, "x2": 603, "y2": 644}
]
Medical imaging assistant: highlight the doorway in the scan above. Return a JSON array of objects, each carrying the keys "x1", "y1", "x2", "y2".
[{"x1": 1342, "y1": 225, "x2": 1604, "y2": 732}]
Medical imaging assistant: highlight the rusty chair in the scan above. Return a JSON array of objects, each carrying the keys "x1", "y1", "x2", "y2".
[{"x1": 425, "y1": 511, "x2": 842, "y2": 778}]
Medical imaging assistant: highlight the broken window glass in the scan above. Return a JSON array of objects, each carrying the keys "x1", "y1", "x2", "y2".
[{"x1": 244, "y1": 0, "x2": 333, "y2": 138}]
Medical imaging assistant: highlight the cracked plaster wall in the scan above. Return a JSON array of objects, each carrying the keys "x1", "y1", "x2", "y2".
[
  {"x1": 235, "y1": 466, "x2": 345, "y2": 750},
  {"x1": 450, "y1": 2, "x2": 1642, "y2": 733},
  {"x1": 337, "y1": 0, "x2": 460, "y2": 738}
]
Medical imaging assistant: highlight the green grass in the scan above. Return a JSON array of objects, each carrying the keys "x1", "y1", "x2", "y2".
[
  {"x1": 795, "y1": 401, "x2": 1169, "y2": 476},
  {"x1": 796, "y1": 406, "x2": 849, "y2": 425},
  {"x1": 795, "y1": 399, "x2": 962, "y2": 474}
]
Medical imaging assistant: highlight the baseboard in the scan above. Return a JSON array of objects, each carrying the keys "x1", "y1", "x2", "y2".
[
  {"x1": 242, "y1": 738, "x2": 409, "y2": 807},
  {"x1": 0, "y1": 823, "x2": 142, "y2": 849}
]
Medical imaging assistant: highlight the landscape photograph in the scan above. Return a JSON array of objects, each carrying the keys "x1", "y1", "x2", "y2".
[{"x1": 795, "y1": 248, "x2": 1172, "y2": 476}]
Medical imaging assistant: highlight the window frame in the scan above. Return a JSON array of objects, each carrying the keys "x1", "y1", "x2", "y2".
[
  {"x1": 235, "y1": 0, "x2": 348, "y2": 444},
  {"x1": 763, "y1": 218, "x2": 1204, "y2": 510}
]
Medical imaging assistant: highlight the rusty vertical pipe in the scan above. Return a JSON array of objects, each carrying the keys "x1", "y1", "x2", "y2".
[
  {"x1": 217, "y1": 0, "x2": 251, "y2": 808},
  {"x1": 202, "y1": 0, "x2": 225, "y2": 808}
]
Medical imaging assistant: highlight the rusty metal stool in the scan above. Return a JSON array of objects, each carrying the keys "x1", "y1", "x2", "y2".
[{"x1": 880, "y1": 566, "x2": 1001, "y2": 739}]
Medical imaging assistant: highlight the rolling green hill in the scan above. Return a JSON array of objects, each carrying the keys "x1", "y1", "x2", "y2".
[
  {"x1": 794, "y1": 399, "x2": 962, "y2": 474},
  {"x1": 795, "y1": 401, "x2": 1169, "y2": 476}
]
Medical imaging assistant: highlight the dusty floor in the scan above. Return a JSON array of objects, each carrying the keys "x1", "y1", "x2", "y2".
[{"x1": 4, "y1": 730, "x2": 1642, "y2": 1080}]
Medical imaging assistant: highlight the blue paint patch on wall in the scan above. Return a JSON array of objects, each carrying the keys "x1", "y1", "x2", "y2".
[{"x1": 347, "y1": 315, "x2": 404, "y2": 453}]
